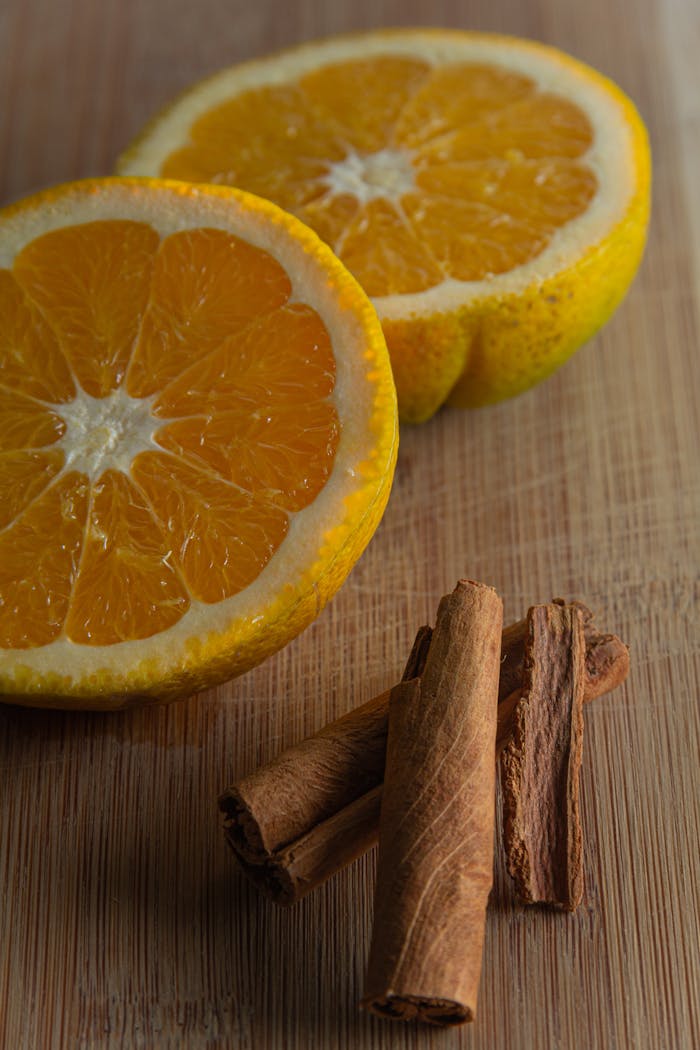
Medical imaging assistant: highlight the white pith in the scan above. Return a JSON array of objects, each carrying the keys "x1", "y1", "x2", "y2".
[
  {"x1": 118, "y1": 30, "x2": 640, "y2": 320},
  {"x1": 322, "y1": 147, "x2": 416, "y2": 204},
  {"x1": 0, "y1": 181, "x2": 396, "y2": 689},
  {"x1": 54, "y1": 387, "x2": 160, "y2": 480}
]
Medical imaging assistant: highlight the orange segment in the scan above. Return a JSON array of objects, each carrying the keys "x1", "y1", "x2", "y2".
[
  {"x1": 394, "y1": 63, "x2": 536, "y2": 147},
  {"x1": 131, "y1": 453, "x2": 289, "y2": 603},
  {"x1": 126, "y1": 227, "x2": 292, "y2": 397},
  {"x1": 416, "y1": 93, "x2": 594, "y2": 164},
  {"x1": 154, "y1": 400, "x2": 339, "y2": 512},
  {"x1": 162, "y1": 85, "x2": 345, "y2": 211},
  {"x1": 0, "y1": 387, "x2": 66, "y2": 451},
  {"x1": 402, "y1": 194, "x2": 550, "y2": 280},
  {"x1": 498, "y1": 93, "x2": 594, "y2": 158},
  {"x1": 296, "y1": 194, "x2": 360, "y2": 253},
  {"x1": 0, "y1": 450, "x2": 64, "y2": 528},
  {"x1": 0, "y1": 472, "x2": 89, "y2": 648},
  {"x1": 64, "y1": 469, "x2": 190, "y2": 645},
  {"x1": 153, "y1": 304, "x2": 335, "y2": 418},
  {"x1": 0, "y1": 270, "x2": 76, "y2": 403},
  {"x1": 13, "y1": 221, "x2": 159, "y2": 398},
  {"x1": 298, "y1": 57, "x2": 430, "y2": 152},
  {"x1": 339, "y1": 199, "x2": 444, "y2": 297},
  {"x1": 414, "y1": 159, "x2": 597, "y2": 227}
]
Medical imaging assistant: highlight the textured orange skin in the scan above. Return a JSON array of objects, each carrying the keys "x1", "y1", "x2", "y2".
[
  {"x1": 391, "y1": 171, "x2": 649, "y2": 422},
  {"x1": 444, "y1": 150, "x2": 651, "y2": 413},
  {"x1": 378, "y1": 37, "x2": 651, "y2": 421}
]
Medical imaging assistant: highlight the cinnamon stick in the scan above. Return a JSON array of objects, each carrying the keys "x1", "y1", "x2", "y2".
[
  {"x1": 220, "y1": 625, "x2": 432, "y2": 865},
  {"x1": 224, "y1": 629, "x2": 433, "y2": 904},
  {"x1": 362, "y1": 580, "x2": 503, "y2": 1025},
  {"x1": 219, "y1": 617, "x2": 527, "y2": 862},
  {"x1": 500, "y1": 603, "x2": 587, "y2": 910}
]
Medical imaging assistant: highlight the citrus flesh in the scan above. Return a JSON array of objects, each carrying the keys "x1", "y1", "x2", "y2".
[
  {"x1": 0, "y1": 178, "x2": 397, "y2": 708},
  {"x1": 119, "y1": 29, "x2": 651, "y2": 422}
]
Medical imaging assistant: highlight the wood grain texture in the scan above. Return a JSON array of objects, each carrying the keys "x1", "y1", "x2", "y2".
[{"x1": 1, "y1": 1, "x2": 699, "y2": 1048}]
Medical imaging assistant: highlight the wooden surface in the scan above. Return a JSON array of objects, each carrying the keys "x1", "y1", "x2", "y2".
[{"x1": 1, "y1": 1, "x2": 699, "y2": 1048}]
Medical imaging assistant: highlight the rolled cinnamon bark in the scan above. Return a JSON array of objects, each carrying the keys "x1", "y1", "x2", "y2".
[
  {"x1": 220, "y1": 625, "x2": 433, "y2": 864},
  {"x1": 223, "y1": 688, "x2": 391, "y2": 863},
  {"x1": 501, "y1": 603, "x2": 587, "y2": 910},
  {"x1": 362, "y1": 580, "x2": 503, "y2": 1026}
]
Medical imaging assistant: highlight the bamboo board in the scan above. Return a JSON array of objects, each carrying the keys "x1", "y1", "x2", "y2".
[{"x1": 1, "y1": 1, "x2": 698, "y2": 1047}]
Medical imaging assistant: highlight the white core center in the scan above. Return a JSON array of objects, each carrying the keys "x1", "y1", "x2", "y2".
[
  {"x1": 323, "y1": 148, "x2": 416, "y2": 204},
  {"x1": 54, "y1": 387, "x2": 160, "y2": 480}
]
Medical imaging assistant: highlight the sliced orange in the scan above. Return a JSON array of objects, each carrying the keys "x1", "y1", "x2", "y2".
[
  {"x1": 119, "y1": 29, "x2": 651, "y2": 422},
  {"x1": 0, "y1": 178, "x2": 396, "y2": 708}
]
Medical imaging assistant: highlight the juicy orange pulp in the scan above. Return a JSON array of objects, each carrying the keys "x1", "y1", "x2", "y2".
[
  {"x1": 160, "y1": 57, "x2": 598, "y2": 296},
  {"x1": 0, "y1": 221, "x2": 340, "y2": 649}
]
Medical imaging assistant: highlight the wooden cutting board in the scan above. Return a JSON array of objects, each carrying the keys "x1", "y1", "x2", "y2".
[{"x1": 1, "y1": 1, "x2": 698, "y2": 1047}]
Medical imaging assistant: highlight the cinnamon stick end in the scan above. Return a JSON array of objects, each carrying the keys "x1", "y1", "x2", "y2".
[
  {"x1": 224, "y1": 842, "x2": 298, "y2": 907},
  {"x1": 402, "y1": 624, "x2": 433, "y2": 680},
  {"x1": 552, "y1": 597, "x2": 593, "y2": 625},
  {"x1": 218, "y1": 788, "x2": 268, "y2": 864},
  {"x1": 584, "y1": 633, "x2": 630, "y2": 699},
  {"x1": 362, "y1": 994, "x2": 472, "y2": 1027}
]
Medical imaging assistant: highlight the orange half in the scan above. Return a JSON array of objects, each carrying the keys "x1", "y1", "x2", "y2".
[
  {"x1": 120, "y1": 29, "x2": 650, "y2": 421},
  {"x1": 0, "y1": 178, "x2": 397, "y2": 708}
]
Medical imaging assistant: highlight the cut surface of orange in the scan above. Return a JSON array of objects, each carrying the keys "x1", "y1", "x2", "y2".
[
  {"x1": 119, "y1": 29, "x2": 651, "y2": 422},
  {"x1": 0, "y1": 178, "x2": 397, "y2": 708}
]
